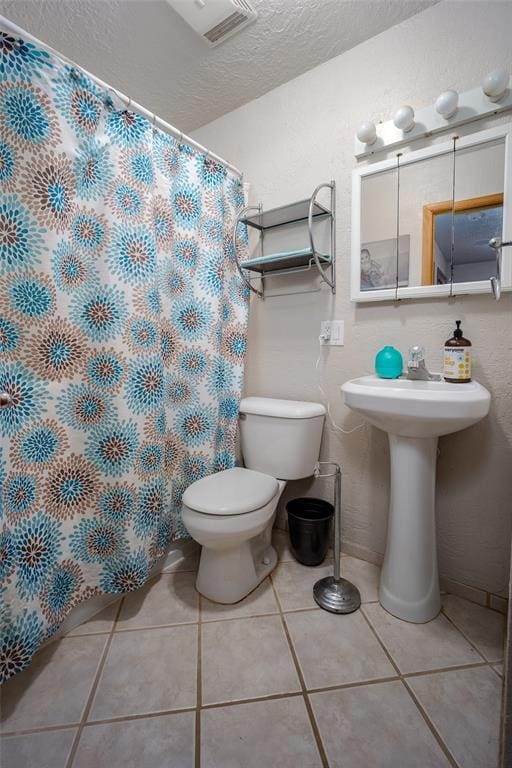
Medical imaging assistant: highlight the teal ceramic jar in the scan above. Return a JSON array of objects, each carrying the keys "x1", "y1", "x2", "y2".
[{"x1": 375, "y1": 346, "x2": 403, "y2": 379}]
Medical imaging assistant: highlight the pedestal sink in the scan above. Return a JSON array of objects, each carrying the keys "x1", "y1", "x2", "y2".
[{"x1": 341, "y1": 375, "x2": 491, "y2": 623}]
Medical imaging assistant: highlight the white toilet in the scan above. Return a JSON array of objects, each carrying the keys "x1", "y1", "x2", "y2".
[{"x1": 181, "y1": 397, "x2": 326, "y2": 603}]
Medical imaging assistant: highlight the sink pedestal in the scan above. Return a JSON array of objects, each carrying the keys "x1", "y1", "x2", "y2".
[
  {"x1": 380, "y1": 434, "x2": 440, "y2": 623},
  {"x1": 342, "y1": 374, "x2": 490, "y2": 624}
]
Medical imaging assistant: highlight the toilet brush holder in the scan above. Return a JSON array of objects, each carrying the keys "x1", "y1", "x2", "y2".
[{"x1": 312, "y1": 462, "x2": 361, "y2": 614}]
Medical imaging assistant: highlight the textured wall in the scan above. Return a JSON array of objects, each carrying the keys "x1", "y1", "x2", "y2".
[
  {"x1": 194, "y1": 0, "x2": 512, "y2": 596},
  {"x1": 0, "y1": 0, "x2": 435, "y2": 132}
]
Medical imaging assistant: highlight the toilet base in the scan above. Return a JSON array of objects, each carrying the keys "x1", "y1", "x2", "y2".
[{"x1": 196, "y1": 543, "x2": 277, "y2": 604}]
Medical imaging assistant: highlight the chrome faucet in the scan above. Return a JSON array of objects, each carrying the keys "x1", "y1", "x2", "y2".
[{"x1": 405, "y1": 346, "x2": 441, "y2": 381}]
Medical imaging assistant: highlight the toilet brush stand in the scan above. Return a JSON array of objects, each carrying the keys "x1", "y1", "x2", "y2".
[{"x1": 313, "y1": 462, "x2": 361, "y2": 614}]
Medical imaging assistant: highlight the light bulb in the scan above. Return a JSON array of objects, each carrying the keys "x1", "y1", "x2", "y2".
[
  {"x1": 482, "y1": 69, "x2": 509, "y2": 102},
  {"x1": 393, "y1": 105, "x2": 415, "y2": 132},
  {"x1": 356, "y1": 120, "x2": 377, "y2": 145},
  {"x1": 435, "y1": 89, "x2": 459, "y2": 118}
]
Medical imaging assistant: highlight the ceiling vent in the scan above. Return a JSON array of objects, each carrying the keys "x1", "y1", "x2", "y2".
[{"x1": 166, "y1": 0, "x2": 257, "y2": 47}]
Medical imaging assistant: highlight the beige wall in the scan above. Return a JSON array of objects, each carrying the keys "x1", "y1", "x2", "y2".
[{"x1": 194, "y1": 1, "x2": 512, "y2": 596}]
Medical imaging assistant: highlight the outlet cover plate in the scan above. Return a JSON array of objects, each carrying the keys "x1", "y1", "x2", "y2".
[{"x1": 320, "y1": 320, "x2": 344, "y2": 346}]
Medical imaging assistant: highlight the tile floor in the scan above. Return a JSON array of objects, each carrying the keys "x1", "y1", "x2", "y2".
[{"x1": 0, "y1": 530, "x2": 505, "y2": 768}]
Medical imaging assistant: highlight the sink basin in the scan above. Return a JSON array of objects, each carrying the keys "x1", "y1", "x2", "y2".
[
  {"x1": 341, "y1": 375, "x2": 491, "y2": 623},
  {"x1": 342, "y1": 375, "x2": 490, "y2": 438}
]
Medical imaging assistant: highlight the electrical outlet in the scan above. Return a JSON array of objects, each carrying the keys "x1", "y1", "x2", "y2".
[{"x1": 319, "y1": 320, "x2": 344, "y2": 346}]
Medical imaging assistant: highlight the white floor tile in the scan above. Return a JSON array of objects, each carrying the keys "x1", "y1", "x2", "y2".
[
  {"x1": 66, "y1": 603, "x2": 120, "y2": 636},
  {"x1": 201, "y1": 696, "x2": 322, "y2": 768},
  {"x1": 201, "y1": 615, "x2": 300, "y2": 705},
  {"x1": 271, "y1": 560, "x2": 335, "y2": 612},
  {"x1": 0, "y1": 728, "x2": 76, "y2": 768},
  {"x1": 89, "y1": 625, "x2": 197, "y2": 720},
  {"x1": 442, "y1": 594, "x2": 505, "y2": 662},
  {"x1": 285, "y1": 608, "x2": 395, "y2": 689},
  {"x1": 0, "y1": 636, "x2": 107, "y2": 732},
  {"x1": 339, "y1": 555, "x2": 380, "y2": 603},
  {"x1": 117, "y1": 572, "x2": 198, "y2": 630},
  {"x1": 408, "y1": 666, "x2": 502, "y2": 768},
  {"x1": 201, "y1": 578, "x2": 279, "y2": 622},
  {"x1": 74, "y1": 711, "x2": 195, "y2": 768},
  {"x1": 363, "y1": 603, "x2": 480, "y2": 673},
  {"x1": 272, "y1": 556, "x2": 380, "y2": 614},
  {"x1": 311, "y1": 680, "x2": 450, "y2": 768}
]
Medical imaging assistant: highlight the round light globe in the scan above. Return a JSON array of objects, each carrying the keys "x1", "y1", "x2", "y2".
[
  {"x1": 435, "y1": 89, "x2": 459, "y2": 119},
  {"x1": 393, "y1": 105, "x2": 415, "y2": 132},
  {"x1": 356, "y1": 120, "x2": 377, "y2": 145},
  {"x1": 482, "y1": 69, "x2": 509, "y2": 101}
]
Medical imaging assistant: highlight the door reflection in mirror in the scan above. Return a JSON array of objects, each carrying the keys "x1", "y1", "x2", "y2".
[{"x1": 426, "y1": 197, "x2": 503, "y2": 284}]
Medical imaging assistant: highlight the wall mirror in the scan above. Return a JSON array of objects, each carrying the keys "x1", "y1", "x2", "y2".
[{"x1": 351, "y1": 124, "x2": 512, "y2": 302}]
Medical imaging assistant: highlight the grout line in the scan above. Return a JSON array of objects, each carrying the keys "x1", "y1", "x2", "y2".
[
  {"x1": 195, "y1": 593, "x2": 202, "y2": 768},
  {"x1": 7, "y1": 555, "x2": 501, "y2": 765},
  {"x1": 4, "y1": 660, "x2": 499, "y2": 741},
  {"x1": 200, "y1": 691, "x2": 304, "y2": 711},
  {"x1": 113, "y1": 619, "x2": 199, "y2": 633},
  {"x1": 82, "y1": 706, "x2": 197, "y2": 728},
  {"x1": 69, "y1": 601, "x2": 379, "y2": 635},
  {"x1": 66, "y1": 600, "x2": 380, "y2": 636},
  {"x1": 440, "y1": 607, "x2": 493, "y2": 664},
  {"x1": 268, "y1": 573, "x2": 329, "y2": 768},
  {"x1": 360, "y1": 607, "x2": 460, "y2": 767},
  {"x1": 65, "y1": 598, "x2": 125, "y2": 768},
  {"x1": 305, "y1": 676, "x2": 400, "y2": 695},
  {"x1": 402, "y1": 678, "x2": 460, "y2": 768},
  {"x1": 64, "y1": 629, "x2": 112, "y2": 639},
  {"x1": 200, "y1": 609, "x2": 280, "y2": 624},
  {"x1": 359, "y1": 607, "x2": 402, "y2": 676},
  {"x1": 403, "y1": 661, "x2": 489, "y2": 679},
  {"x1": 0, "y1": 723, "x2": 81, "y2": 739}
]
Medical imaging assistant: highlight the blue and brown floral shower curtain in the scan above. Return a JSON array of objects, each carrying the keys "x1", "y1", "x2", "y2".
[{"x1": 0, "y1": 28, "x2": 249, "y2": 682}]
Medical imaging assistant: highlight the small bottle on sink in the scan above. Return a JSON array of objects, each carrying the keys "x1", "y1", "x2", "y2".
[{"x1": 443, "y1": 321, "x2": 471, "y2": 383}]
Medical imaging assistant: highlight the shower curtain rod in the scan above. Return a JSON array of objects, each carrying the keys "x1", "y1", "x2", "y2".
[{"x1": 0, "y1": 15, "x2": 243, "y2": 179}]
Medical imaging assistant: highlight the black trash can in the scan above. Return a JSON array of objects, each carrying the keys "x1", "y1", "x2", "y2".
[{"x1": 286, "y1": 497, "x2": 334, "y2": 566}]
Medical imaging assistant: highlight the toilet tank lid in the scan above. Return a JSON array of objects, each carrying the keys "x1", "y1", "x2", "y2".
[
  {"x1": 182, "y1": 467, "x2": 279, "y2": 515},
  {"x1": 240, "y1": 397, "x2": 326, "y2": 419}
]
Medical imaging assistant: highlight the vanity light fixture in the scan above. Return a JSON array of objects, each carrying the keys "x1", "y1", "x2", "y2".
[
  {"x1": 356, "y1": 120, "x2": 377, "y2": 145},
  {"x1": 393, "y1": 105, "x2": 415, "y2": 132},
  {"x1": 355, "y1": 71, "x2": 511, "y2": 158},
  {"x1": 482, "y1": 69, "x2": 509, "y2": 102},
  {"x1": 435, "y1": 89, "x2": 459, "y2": 119}
]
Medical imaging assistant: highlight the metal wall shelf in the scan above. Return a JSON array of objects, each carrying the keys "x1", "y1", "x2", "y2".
[
  {"x1": 241, "y1": 199, "x2": 331, "y2": 231},
  {"x1": 239, "y1": 247, "x2": 331, "y2": 274},
  {"x1": 232, "y1": 181, "x2": 336, "y2": 298}
]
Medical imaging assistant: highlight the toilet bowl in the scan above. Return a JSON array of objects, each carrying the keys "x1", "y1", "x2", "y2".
[
  {"x1": 182, "y1": 467, "x2": 285, "y2": 603},
  {"x1": 182, "y1": 397, "x2": 325, "y2": 604}
]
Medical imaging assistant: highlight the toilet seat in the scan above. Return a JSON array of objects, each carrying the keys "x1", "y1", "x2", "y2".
[{"x1": 182, "y1": 467, "x2": 278, "y2": 515}]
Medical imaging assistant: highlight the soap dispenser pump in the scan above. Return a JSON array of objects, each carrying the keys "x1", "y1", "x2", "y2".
[{"x1": 443, "y1": 321, "x2": 472, "y2": 383}]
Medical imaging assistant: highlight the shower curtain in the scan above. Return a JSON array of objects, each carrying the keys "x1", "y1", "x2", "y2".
[{"x1": 0, "y1": 28, "x2": 249, "y2": 682}]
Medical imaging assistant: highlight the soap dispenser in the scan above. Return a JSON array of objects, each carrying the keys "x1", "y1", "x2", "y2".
[{"x1": 443, "y1": 321, "x2": 471, "y2": 383}]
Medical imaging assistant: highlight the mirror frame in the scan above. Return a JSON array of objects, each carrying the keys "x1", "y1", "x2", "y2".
[{"x1": 351, "y1": 124, "x2": 512, "y2": 302}]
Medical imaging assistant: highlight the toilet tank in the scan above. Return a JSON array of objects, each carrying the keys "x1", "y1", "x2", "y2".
[{"x1": 239, "y1": 397, "x2": 326, "y2": 480}]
